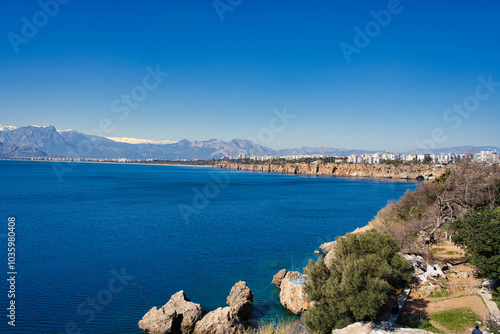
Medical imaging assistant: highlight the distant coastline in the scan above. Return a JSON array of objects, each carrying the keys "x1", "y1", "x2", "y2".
[
  {"x1": 1, "y1": 158, "x2": 448, "y2": 179},
  {"x1": 214, "y1": 161, "x2": 446, "y2": 180}
]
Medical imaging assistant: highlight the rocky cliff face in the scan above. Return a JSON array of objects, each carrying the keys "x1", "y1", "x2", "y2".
[{"x1": 214, "y1": 162, "x2": 445, "y2": 180}]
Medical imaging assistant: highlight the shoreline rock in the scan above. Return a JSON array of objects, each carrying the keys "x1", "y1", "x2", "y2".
[
  {"x1": 271, "y1": 269, "x2": 287, "y2": 288},
  {"x1": 138, "y1": 290, "x2": 206, "y2": 334},
  {"x1": 319, "y1": 240, "x2": 336, "y2": 253},
  {"x1": 226, "y1": 281, "x2": 253, "y2": 321},
  {"x1": 193, "y1": 307, "x2": 246, "y2": 334},
  {"x1": 138, "y1": 282, "x2": 252, "y2": 334},
  {"x1": 215, "y1": 162, "x2": 444, "y2": 180},
  {"x1": 279, "y1": 271, "x2": 308, "y2": 314}
]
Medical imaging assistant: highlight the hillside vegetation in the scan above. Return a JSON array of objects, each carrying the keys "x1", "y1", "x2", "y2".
[
  {"x1": 371, "y1": 160, "x2": 500, "y2": 262},
  {"x1": 301, "y1": 161, "x2": 500, "y2": 333}
]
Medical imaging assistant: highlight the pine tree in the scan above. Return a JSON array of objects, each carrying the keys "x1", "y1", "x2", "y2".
[{"x1": 303, "y1": 230, "x2": 413, "y2": 333}]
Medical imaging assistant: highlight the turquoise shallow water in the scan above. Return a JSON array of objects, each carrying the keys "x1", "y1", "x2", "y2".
[{"x1": 0, "y1": 160, "x2": 419, "y2": 333}]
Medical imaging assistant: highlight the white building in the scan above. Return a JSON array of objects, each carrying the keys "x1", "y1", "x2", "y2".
[{"x1": 475, "y1": 149, "x2": 499, "y2": 163}]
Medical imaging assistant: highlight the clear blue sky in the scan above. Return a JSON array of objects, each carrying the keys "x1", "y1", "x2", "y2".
[{"x1": 1, "y1": 0, "x2": 499, "y2": 151}]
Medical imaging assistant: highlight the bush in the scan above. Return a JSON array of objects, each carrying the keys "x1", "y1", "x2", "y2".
[
  {"x1": 302, "y1": 230, "x2": 413, "y2": 333},
  {"x1": 451, "y1": 209, "x2": 500, "y2": 279}
]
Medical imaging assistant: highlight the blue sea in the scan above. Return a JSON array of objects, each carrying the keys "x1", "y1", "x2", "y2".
[{"x1": 0, "y1": 160, "x2": 419, "y2": 333}]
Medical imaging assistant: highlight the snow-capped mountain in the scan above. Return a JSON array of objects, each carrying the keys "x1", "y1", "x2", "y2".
[
  {"x1": 0, "y1": 125, "x2": 18, "y2": 131},
  {"x1": 105, "y1": 137, "x2": 178, "y2": 145},
  {"x1": 0, "y1": 125, "x2": 276, "y2": 159}
]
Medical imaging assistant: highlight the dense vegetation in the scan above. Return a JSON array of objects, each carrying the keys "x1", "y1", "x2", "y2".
[
  {"x1": 451, "y1": 208, "x2": 500, "y2": 278},
  {"x1": 371, "y1": 161, "x2": 500, "y2": 261},
  {"x1": 302, "y1": 230, "x2": 413, "y2": 333}
]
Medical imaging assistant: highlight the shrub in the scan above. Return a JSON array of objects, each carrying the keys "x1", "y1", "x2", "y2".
[
  {"x1": 451, "y1": 209, "x2": 500, "y2": 279},
  {"x1": 302, "y1": 230, "x2": 413, "y2": 333}
]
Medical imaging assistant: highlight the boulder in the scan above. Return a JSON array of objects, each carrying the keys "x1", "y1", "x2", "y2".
[
  {"x1": 193, "y1": 307, "x2": 246, "y2": 334},
  {"x1": 418, "y1": 284, "x2": 439, "y2": 297},
  {"x1": 314, "y1": 250, "x2": 320, "y2": 255},
  {"x1": 319, "y1": 240, "x2": 336, "y2": 253},
  {"x1": 226, "y1": 281, "x2": 253, "y2": 321},
  {"x1": 324, "y1": 249, "x2": 336, "y2": 268},
  {"x1": 449, "y1": 269, "x2": 469, "y2": 279},
  {"x1": 139, "y1": 307, "x2": 178, "y2": 334},
  {"x1": 279, "y1": 271, "x2": 307, "y2": 314},
  {"x1": 425, "y1": 264, "x2": 447, "y2": 280},
  {"x1": 138, "y1": 290, "x2": 206, "y2": 334},
  {"x1": 271, "y1": 269, "x2": 287, "y2": 288}
]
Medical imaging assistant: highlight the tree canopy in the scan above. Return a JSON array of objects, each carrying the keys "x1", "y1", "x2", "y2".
[
  {"x1": 451, "y1": 209, "x2": 500, "y2": 279},
  {"x1": 302, "y1": 230, "x2": 413, "y2": 333}
]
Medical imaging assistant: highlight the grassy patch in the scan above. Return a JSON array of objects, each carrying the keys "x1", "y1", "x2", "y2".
[
  {"x1": 400, "y1": 317, "x2": 443, "y2": 333},
  {"x1": 430, "y1": 308, "x2": 480, "y2": 332},
  {"x1": 431, "y1": 247, "x2": 445, "y2": 254},
  {"x1": 429, "y1": 290, "x2": 448, "y2": 298},
  {"x1": 444, "y1": 251, "x2": 456, "y2": 255}
]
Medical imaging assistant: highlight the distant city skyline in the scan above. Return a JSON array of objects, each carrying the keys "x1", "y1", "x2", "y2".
[{"x1": 1, "y1": 1, "x2": 500, "y2": 151}]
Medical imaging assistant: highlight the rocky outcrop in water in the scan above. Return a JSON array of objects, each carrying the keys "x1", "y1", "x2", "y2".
[
  {"x1": 215, "y1": 162, "x2": 445, "y2": 180},
  {"x1": 193, "y1": 307, "x2": 246, "y2": 334},
  {"x1": 138, "y1": 290, "x2": 206, "y2": 334},
  {"x1": 279, "y1": 271, "x2": 307, "y2": 314},
  {"x1": 139, "y1": 282, "x2": 252, "y2": 334},
  {"x1": 271, "y1": 269, "x2": 287, "y2": 288},
  {"x1": 226, "y1": 281, "x2": 253, "y2": 321},
  {"x1": 320, "y1": 240, "x2": 336, "y2": 253}
]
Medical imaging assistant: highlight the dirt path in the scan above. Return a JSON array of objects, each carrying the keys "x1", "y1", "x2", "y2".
[
  {"x1": 427, "y1": 295, "x2": 489, "y2": 318},
  {"x1": 398, "y1": 240, "x2": 492, "y2": 333}
]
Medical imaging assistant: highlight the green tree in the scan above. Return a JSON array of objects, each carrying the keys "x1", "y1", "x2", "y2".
[
  {"x1": 451, "y1": 209, "x2": 500, "y2": 279},
  {"x1": 302, "y1": 230, "x2": 413, "y2": 333}
]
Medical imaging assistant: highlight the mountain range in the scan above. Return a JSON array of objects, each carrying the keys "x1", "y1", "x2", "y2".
[{"x1": 0, "y1": 125, "x2": 497, "y2": 160}]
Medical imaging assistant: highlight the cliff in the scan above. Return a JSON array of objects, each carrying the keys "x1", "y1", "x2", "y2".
[{"x1": 214, "y1": 162, "x2": 446, "y2": 180}]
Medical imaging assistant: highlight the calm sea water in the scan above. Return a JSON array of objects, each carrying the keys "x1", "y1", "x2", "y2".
[{"x1": 0, "y1": 160, "x2": 419, "y2": 333}]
